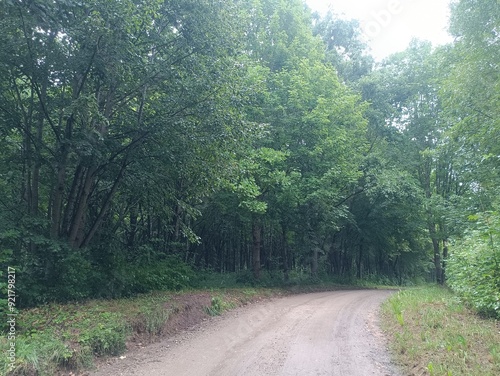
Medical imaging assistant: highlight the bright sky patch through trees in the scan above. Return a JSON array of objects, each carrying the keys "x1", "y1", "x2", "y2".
[{"x1": 306, "y1": 0, "x2": 453, "y2": 60}]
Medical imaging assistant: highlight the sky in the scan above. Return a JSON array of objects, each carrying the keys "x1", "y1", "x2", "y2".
[{"x1": 305, "y1": 0, "x2": 453, "y2": 61}]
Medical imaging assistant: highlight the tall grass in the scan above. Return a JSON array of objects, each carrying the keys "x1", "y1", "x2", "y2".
[{"x1": 381, "y1": 286, "x2": 500, "y2": 375}]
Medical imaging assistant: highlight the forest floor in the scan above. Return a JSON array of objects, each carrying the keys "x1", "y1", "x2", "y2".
[{"x1": 88, "y1": 289, "x2": 399, "y2": 376}]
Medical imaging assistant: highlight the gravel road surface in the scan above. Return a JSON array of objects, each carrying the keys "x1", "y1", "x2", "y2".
[{"x1": 91, "y1": 290, "x2": 399, "y2": 376}]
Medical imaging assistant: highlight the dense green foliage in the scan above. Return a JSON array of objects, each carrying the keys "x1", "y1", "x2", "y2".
[
  {"x1": 447, "y1": 211, "x2": 500, "y2": 318},
  {"x1": 440, "y1": 0, "x2": 500, "y2": 317},
  {"x1": 0, "y1": 0, "x2": 498, "y2": 318}
]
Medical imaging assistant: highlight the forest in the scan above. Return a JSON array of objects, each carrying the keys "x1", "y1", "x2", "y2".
[{"x1": 0, "y1": 0, "x2": 498, "y2": 318}]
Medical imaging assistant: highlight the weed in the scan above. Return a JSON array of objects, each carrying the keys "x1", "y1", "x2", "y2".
[
  {"x1": 428, "y1": 362, "x2": 435, "y2": 375},
  {"x1": 491, "y1": 345, "x2": 500, "y2": 364},
  {"x1": 204, "y1": 295, "x2": 235, "y2": 316},
  {"x1": 143, "y1": 307, "x2": 171, "y2": 335},
  {"x1": 205, "y1": 296, "x2": 223, "y2": 316},
  {"x1": 78, "y1": 312, "x2": 129, "y2": 356},
  {"x1": 388, "y1": 293, "x2": 404, "y2": 326},
  {"x1": 0, "y1": 331, "x2": 74, "y2": 376}
]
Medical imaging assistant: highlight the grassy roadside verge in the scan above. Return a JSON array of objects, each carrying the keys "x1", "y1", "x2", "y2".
[{"x1": 381, "y1": 286, "x2": 500, "y2": 376}]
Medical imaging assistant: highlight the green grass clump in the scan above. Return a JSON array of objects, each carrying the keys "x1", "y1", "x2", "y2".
[
  {"x1": 381, "y1": 286, "x2": 500, "y2": 376},
  {"x1": 0, "y1": 308, "x2": 128, "y2": 375},
  {"x1": 138, "y1": 306, "x2": 172, "y2": 336},
  {"x1": 0, "y1": 330, "x2": 85, "y2": 376},
  {"x1": 204, "y1": 295, "x2": 235, "y2": 316}
]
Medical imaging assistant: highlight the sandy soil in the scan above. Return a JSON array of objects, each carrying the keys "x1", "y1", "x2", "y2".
[{"x1": 90, "y1": 290, "x2": 399, "y2": 376}]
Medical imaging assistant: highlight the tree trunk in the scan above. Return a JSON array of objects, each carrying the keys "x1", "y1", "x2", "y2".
[
  {"x1": 50, "y1": 158, "x2": 67, "y2": 239},
  {"x1": 62, "y1": 164, "x2": 84, "y2": 235},
  {"x1": 68, "y1": 165, "x2": 96, "y2": 248},
  {"x1": 357, "y1": 241, "x2": 363, "y2": 279},
  {"x1": 429, "y1": 224, "x2": 443, "y2": 284},
  {"x1": 50, "y1": 112, "x2": 75, "y2": 239},
  {"x1": 282, "y1": 227, "x2": 289, "y2": 282},
  {"x1": 81, "y1": 160, "x2": 127, "y2": 248},
  {"x1": 311, "y1": 246, "x2": 319, "y2": 279},
  {"x1": 252, "y1": 220, "x2": 261, "y2": 280},
  {"x1": 30, "y1": 32, "x2": 53, "y2": 218},
  {"x1": 442, "y1": 239, "x2": 449, "y2": 283},
  {"x1": 128, "y1": 204, "x2": 138, "y2": 248}
]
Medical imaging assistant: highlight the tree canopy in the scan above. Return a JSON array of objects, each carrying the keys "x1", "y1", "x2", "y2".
[{"x1": 0, "y1": 0, "x2": 498, "y2": 317}]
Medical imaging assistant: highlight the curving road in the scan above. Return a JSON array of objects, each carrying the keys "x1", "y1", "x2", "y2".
[{"x1": 91, "y1": 290, "x2": 399, "y2": 376}]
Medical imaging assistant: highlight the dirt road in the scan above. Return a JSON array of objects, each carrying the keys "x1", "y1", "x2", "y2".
[{"x1": 91, "y1": 290, "x2": 399, "y2": 376}]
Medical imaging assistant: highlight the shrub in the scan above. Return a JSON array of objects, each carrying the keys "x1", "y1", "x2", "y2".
[
  {"x1": 447, "y1": 212, "x2": 500, "y2": 318},
  {"x1": 78, "y1": 312, "x2": 129, "y2": 356},
  {"x1": 16, "y1": 245, "x2": 97, "y2": 307},
  {"x1": 131, "y1": 256, "x2": 196, "y2": 293}
]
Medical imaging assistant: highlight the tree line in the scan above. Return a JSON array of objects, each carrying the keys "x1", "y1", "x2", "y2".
[{"x1": 0, "y1": 0, "x2": 498, "y2": 315}]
